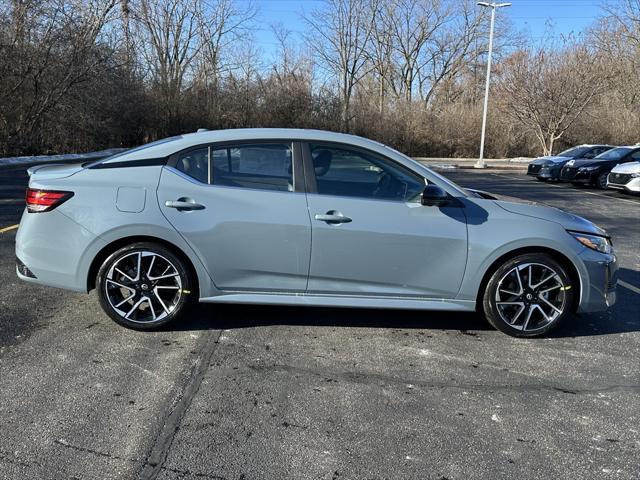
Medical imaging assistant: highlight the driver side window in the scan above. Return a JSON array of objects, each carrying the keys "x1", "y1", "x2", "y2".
[{"x1": 308, "y1": 144, "x2": 424, "y2": 202}]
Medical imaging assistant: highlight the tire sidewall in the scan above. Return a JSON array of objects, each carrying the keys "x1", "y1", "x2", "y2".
[
  {"x1": 96, "y1": 242, "x2": 193, "y2": 330},
  {"x1": 483, "y1": 253, "x2": 574, "y2": 338},
  {"x1": 597, "y1": 172, "x2": 608, "y2": 189}
]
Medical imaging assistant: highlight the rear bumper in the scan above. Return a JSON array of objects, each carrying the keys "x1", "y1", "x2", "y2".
[
  {"x1": 575, "y1": 249, "x2": 618, "y2": 313},
  {"x1": 15, "y1": 209, "x2": 106, "y2": 292}
]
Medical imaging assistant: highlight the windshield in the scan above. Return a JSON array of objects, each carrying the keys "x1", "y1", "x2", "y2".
[
  {"x1": 596, "y1": 147, "x2": 632, "y2": 160},
  {"x1": 557, "y1": 146, "x2": 591, "y2": 158}
]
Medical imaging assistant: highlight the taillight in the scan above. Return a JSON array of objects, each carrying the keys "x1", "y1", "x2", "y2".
[{"x1": 25, "y1": 188, "x2": 74, "y2": 213}]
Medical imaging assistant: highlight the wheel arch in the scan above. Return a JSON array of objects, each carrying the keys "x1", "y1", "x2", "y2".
[
  {"x1": 475, "y1": 246, "x2": 581, "y2": 313},
  {"x1": 87, "y1": 235, "x2": 200, "y2": 297}
]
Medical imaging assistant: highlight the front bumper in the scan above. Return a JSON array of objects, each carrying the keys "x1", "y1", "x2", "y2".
[
  {"x1": 576, "y1": 248, "x2": 618, "y2": 313},
  {"x1": 607, "y1": 176, "x2": 640, "y2": 193},
  {"x1": 537, "y1": 165, "x2": 562, "y2": 180},
  {"x1": 567, "y1": 170, "x2": 599, "y2": 184},
  {"x1": 527, "y1": 164, "x2": 543, "y2": 175}
]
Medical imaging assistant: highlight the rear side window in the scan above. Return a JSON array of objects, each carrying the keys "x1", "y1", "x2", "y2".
[
  {"x1": 211, "y1": 144, "x2": 293, "y2": 192},
  {"x1": 175, "y1": 148, "x2": 209, "y2": 184}
]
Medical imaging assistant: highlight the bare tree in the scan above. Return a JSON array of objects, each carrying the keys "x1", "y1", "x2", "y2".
[
  {"x1": 196, "y1": 0, "x2": 256, "y2": 90},
  {"x1": 133, "y1": 0, "x2": 203, "y2": 133},
  {"x1": 417, "y1": 0, "x2": 485, "y2": 106},
  {"x1": 368, "y1": 4, "x2": 394, "y2": 114},
  {"x1": 386, "y1": 0, "x2": 445, "y2": 102},
  {"x1": 0, "y1": 0, "x2": 119, "y2": 154},
  {"x1": 304, "y1": 0, "x2": 379, "y2": 131},
  {"x1": 496, "y1": 43, "x2": 611, "y2": 155}
]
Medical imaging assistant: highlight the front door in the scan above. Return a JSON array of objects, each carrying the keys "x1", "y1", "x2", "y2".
[
  {"x1": 158, "y1": 142, "x2": 311, "y2": 292},
  {"x1": 304, "y1": 143, "x2": 468, "y2": 298}
]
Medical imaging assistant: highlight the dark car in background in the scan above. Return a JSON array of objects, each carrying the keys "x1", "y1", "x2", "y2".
[
  {"x1": 559, "y1": 146, "x2": 640, "y2": 189},
  {"x1": 527, "y1": 145, "x2": 613, "y2": 181}
]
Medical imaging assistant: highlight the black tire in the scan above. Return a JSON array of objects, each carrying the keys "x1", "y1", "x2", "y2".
[
  {"x1": 482, "y1": 253, "x2": 575, "y2": 338},
  {"x1": 96, "y1": 242, "x2": 194, "y2": 330},
  {"x1": 536, "y1": 177, "x2": 547, "y2": 182},
  {"x1": 595, "y1": 172, "x2": 608, "y2": 189}
]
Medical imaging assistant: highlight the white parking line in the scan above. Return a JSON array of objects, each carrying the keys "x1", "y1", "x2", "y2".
[
  {"x1": 619, "y1": 280, "x2": 640, "y2": 295},
  {"x1": 489, "y1": 173, "x2": 640, "y2": 206},
  {"x1": 0, "y1": 224, "x2": 18, "y2": 233}
]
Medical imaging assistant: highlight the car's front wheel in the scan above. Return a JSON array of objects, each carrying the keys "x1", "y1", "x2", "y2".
[
  {"x1": 96, "y1": 242, "x2": 194, "y2": 330},
  {"x1": 482, "y1": 253, "x2": 574, "y2": 338},
  {"x1": 595, "y1": 172, "x2": 608, "y2": 189}
]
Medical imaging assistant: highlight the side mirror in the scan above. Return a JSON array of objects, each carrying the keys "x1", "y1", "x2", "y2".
[{"x1": 421, "y1": 185, "x2": 449, "y2": 207}]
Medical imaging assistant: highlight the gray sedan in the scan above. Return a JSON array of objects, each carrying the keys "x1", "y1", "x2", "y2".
[{"x1": 15, "y1": 129, "x2": 617, "y2": 337}]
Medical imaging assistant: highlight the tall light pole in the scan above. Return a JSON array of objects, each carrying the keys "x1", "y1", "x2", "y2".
[{"x1": 475, "y1": 2, "x2": 511, "y2": 168}]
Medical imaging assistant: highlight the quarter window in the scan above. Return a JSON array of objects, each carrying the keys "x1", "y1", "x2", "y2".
[
  {"x1": 212, "y1": 144, "x2": 293, "y2": 192},
  {"x1": 175, "y1": 148, "x2": 209, "y2": 184},
  {"x1": 308, "y1": 144, "x2": 425, "y2": 202}
]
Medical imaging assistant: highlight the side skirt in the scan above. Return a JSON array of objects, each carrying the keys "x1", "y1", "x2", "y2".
[{"x1": 200, "y1": 292, "x2": 476, "y2": 312}]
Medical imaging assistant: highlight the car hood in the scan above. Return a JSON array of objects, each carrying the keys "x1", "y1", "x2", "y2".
[
  {"x1": 492, "y1": 197, "x2": 606, "y2": 236},
  {"x1": 564, "y1": 158, "x2": 611, "y2": 169},
  {"x1": 611, "y1": 161, "x2": 640, "y2": 174},
  {"x1": 530, "y1": 155, "x2": 570, "y2": 165}
]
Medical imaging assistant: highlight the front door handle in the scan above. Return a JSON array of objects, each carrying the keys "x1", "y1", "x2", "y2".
[
  {"x1": 165, "y1": 198, "x2": 205, "y2": 211},
  {"x1": 314, "y1": 210, "x2": 352, "y2": 225}
]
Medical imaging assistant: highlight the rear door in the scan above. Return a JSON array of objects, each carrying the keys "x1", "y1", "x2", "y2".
[
  {"x1": 302, "y1": 142, "x2": 468, "y2": 298},
  {"x1": 157, "y1": 141, "x2": 311, "y2": 292}
]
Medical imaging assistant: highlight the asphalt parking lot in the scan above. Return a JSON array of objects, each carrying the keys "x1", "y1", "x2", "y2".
[{"x1": 0, "y1": 165, "x2": 639, "y2": 479}]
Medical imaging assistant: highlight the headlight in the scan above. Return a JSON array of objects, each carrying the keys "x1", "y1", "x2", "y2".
[
  {"x1": 569, "y1": 231, "x2": 613, "y2": 254},
  {"x1": 631, "y1": 172, "x2": 640, "y2": 178},
  {"x1": 579, "y1": 166, "x2": 599, "y2": 171}
]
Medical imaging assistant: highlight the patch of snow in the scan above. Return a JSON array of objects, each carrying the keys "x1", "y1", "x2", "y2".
[{"x1": 0, "y1": 148, "x2": 126, "y2": 167}]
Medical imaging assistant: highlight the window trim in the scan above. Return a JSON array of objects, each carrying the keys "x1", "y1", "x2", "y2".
[
  {"x1": 300, "y1": 141, "x2": 426, "y2": 201},
  {"x1": 167, "y1": 139, "x2": 303, "y2": 193}
]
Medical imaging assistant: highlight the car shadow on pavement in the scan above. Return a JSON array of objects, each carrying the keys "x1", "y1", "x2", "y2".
[
  {"x1": 163, "y1": 284, "x2": 640, "y2": 338},
  {"x1": 167, "y1": 303, "x2": 493, "y2": 334}
]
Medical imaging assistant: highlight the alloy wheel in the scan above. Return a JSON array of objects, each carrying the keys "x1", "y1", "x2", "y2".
[
  {"x1": 494, "y1": 262, "x2": 566, "y2": 332},
  {"x1": 104, "y1": 251, "x2": 183, "y2": 323}
]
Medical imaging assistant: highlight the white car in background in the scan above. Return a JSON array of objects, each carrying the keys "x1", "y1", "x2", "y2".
[{"x1": 607, "y1": 161, "x2": 640, "y2": 194}]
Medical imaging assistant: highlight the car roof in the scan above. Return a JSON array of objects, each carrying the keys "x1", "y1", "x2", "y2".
[{"x1": 100, "y1": 128, "x2": 392, "y2": 163}]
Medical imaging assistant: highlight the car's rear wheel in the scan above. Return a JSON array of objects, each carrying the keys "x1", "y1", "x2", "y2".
[
  {"x1": 96, "y1": 242, "x2": 193, "y2": 330},
  {"x1": 482, "y1": 253, "x2": 574, "y2": 338}
]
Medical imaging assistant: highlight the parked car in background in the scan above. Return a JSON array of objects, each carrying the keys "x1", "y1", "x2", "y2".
[
  {"x1": 15, "y1": 128, "x2": 617, "y2": 338},
  {"x1": 607, "y1": 161, "x2": 640, "y2": 194},
  {"x1": 527, "y1": 145, "x2": 613, "y2": 181},
  {"x1": 559, "y1": 146, "x2": 640, "y2": 188}
]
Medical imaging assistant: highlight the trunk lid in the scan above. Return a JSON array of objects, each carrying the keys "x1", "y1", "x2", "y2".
[{"x1": 27, "y1": 163, "x2": 85, "y2": 181}]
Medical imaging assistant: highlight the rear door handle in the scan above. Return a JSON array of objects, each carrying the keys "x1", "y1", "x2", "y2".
[
  {"x1": 165, "y1": 199, "x2": 205, "y2": 211},
  {"x1": 314, "y1": 210, "x2": 352, "y2": 224}
]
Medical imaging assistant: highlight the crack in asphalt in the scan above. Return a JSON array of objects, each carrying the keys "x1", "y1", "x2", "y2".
[
  {"x1": 53, "y1": 439, "x2": 231, "y2": 479},
  {"x1": 247, "y1": 363, "x2": 640, "y2": 395},
  {"x1": 138, "y1": 328, "x2": 223, "y2": 480}
]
